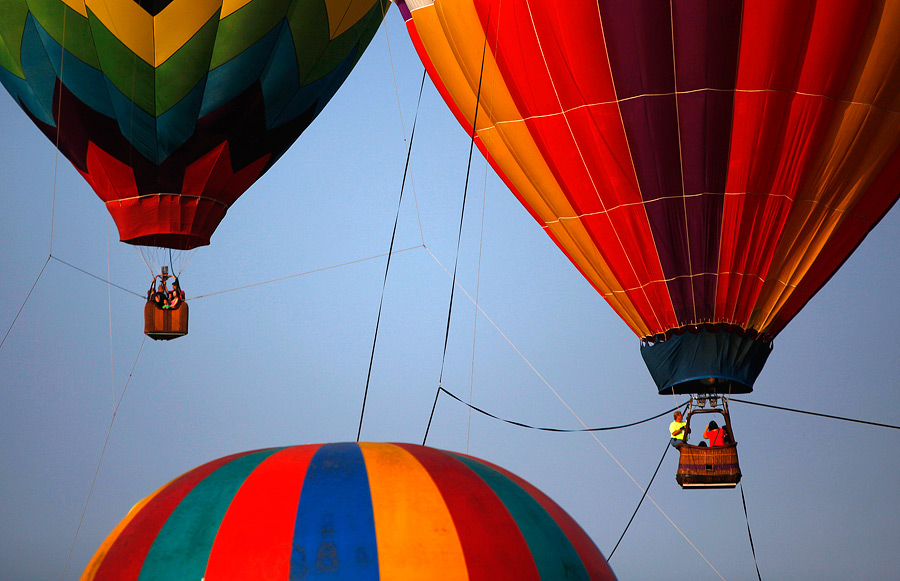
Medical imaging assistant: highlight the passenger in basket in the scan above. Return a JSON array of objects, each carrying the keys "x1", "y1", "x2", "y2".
[
  {"x1": 704, "y1": 420, "x2": 726, "y2": 447},
  {"x1": 669, "y1": 411, "x2": 687, "y2": 448}
]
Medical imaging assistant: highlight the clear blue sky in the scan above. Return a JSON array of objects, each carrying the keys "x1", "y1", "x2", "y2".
[{"x1": 2, "y1": 8, "x2": 899, "y2": 580}]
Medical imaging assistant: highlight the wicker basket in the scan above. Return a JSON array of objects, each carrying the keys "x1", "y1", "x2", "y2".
[
  {"x1": 144, "y1": 300, "x2": 189, "y2": 340},
  {"x1": 676, "y1": 443, "x2": 741, "y2": 489}
]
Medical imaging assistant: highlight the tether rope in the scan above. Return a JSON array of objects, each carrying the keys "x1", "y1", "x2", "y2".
[
  {"x1": 430, "y1": 386, "x2": 686, "y2": 434},
  {"x1": 731, "y1": 397, "x2": 900, "y2": 430},
  {"x1": 0, "y1": 257, "x2": 51, "y2": 350},
  {"x1": 357, "y1": 70, "x2": 427, "y2": 441},
  {"x1": 608, "y1": 437, "x2": 673, "y2": 560},
  {"x1": 429, "y1": 6, "x2": 493, "y2": 428},
  {"x1": 184, "y1": 246, "x2": 423, "y2": 301},
  {"x1": 59, "y1": 336, "x2": 146, "y2": 581},
  {"x1": 740, "y1": 482, "x2": 763, "y2": 581}
]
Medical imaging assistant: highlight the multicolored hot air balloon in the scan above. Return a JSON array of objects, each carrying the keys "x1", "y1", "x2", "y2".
[
  {"x1": 0, "y1": 0, "x2": 388, "y2": 250},
  {"x1": 398, "y1": 0, "x2": 900, "y2": 394},
  {"x1": 81, "y1": 442, "x2": 616, "y2": 580}
]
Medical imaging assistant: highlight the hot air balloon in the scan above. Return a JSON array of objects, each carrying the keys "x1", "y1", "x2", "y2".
[
  {"x1": 396, "y1": 0, "x2": 900, "y2": 398},
  {"x1": 81, "y1": 442, "x2": 616, "y2": 580},
  {"x1": 0, "y1": 0, "x2": 389, "y2": 338}
]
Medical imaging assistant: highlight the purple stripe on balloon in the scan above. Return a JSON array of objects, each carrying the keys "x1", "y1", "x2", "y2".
[
  {"x1": 672, "y1": 0, "x2": 742, "y2": 91},
  {"x1": 394, "y1": 0, "x2": 412, "y2": 21},
  {"x1": 600, "y1": 0, "x2": 742, "y2": 325},
  {"x1": 679, "y1": 464, "x2": 740, "y2": 470},
  {"x1": 597, "y1": 0, "x2": 675, "y2": 98}
]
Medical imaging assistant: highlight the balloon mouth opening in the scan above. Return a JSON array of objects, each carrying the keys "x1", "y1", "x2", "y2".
[
  {"x1": 124, "y1": 234, "x2": 210, "y2": 251},
  {"x1": 640, "y1": 326, "x2": 773, "y2": 395},
  {"x1": 657, "y1": 376, "x2": 754, "y2": 395}
]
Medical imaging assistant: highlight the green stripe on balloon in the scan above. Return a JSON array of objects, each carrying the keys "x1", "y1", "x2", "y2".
[
  {"x1": 0, "y1": 0, "x2": 28, "y2": 77},
  {"x1": 212, "y1": 0, "x2": 290, "y2": 69},
  {"x1": 155, "y1": 12, "x2": 220, "y2": 114},
  {"x1": 29, "y1": 0, "x2": 99, "y2": 68},
  {"x1": 136, "y1": 448, "x2": 283, "y2": 581},
  {"x1": 451, "y1": 453, "x2": 592, "y2": 581}
]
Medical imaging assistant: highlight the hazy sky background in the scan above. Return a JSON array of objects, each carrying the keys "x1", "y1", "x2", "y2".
[{"x1": 2, "y1": 6, "x2": 900, "y2": 580}]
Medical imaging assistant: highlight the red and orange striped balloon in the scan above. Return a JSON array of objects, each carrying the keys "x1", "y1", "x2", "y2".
[
  {"x1": 398, "y1": 0, "x2": 900, "y2": 394},
  {"x1": 82, "y1": 442, "x2": 616, "y2": 580}
]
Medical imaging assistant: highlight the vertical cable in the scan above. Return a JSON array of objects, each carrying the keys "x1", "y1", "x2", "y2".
[{"x1": 356, "y1": 71, "x2": 428, "y2": 442}]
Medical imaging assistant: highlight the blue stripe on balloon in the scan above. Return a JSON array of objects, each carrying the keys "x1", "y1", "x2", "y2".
[
  {"x1": 200, "y1": 22, "x2": 283, "y2": 119},
  {"x1": 13, "y1": 15, "x2": 61, "y2": 126},
  {"x1": 290, "y1": 443, "x2": 378, "y2": 580},
  {"x1": 31, "y1": 16, "x2": 114, "y2": 120}
]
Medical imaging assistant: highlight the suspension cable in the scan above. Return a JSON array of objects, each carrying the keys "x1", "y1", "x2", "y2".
[
  {"x1": 430, "y1": 386, "x2": 686, "y2": 433},
  {"x1": 608, "y1": 438, "x2": 672, "y2": 560},
  {"x1": 731, "y1": 397, "x2": 900, "y2": 430},
  {"x1": 357, "y1": 70, "x2": 427, "y2": 441},
  {"x1": 740, "y1": 482, "x2": 763, "y2": 581},
  {"x1": 59, "y1": 336, "x2": 147, "y2": 581}
]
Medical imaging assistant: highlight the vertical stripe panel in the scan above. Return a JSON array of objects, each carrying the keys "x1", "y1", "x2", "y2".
[
  {"x1": 204, "y1": 445, "x2": 320, "y2": 580},
  {"x1": 598, "y1": 0, "x2": 695, "y2": 325},
  {"x1": 395, "y1": 444, "x2": 540, "y2": 581},
  {"x1": 289, "y1": 443, "x2": 378, "y2": 580},
  {"x1": 673, "y1": 0, "x2": 742, "y2": 322},
  {"x1": 359, "y1": 443, "x2": 469, "y2": 580},
  {"x1": 467, "y1": 456, "x2": 616, "y2": 581},
  {"x1": 88, "y1": 450, "x2": 257, "y2": 581},
  {"x1": 136, "y1": 448, "x2": 282, "y2": 581},
  {"x1": 476, "y1": 0, "x2": 676, "y2": 334},
  {"x1": 449, "y1": 453, "x2": 591, "y2": 581}
]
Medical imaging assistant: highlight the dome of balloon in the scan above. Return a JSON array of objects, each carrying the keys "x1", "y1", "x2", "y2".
[{"x1": 81, "y1": 442, "x2": 616, "y2": 580}]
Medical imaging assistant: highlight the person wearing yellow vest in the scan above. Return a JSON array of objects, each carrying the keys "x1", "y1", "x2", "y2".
[{"x1": 669, "y1": 411, "x2": 687, "y2": 448}]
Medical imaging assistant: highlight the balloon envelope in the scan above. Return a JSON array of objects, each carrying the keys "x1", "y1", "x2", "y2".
[
  {"x1": 0, "y1": 0, "x2": 388, "y2": 249},
  {"x1": 398, "y1": 0, "x2": 900, "y2": 393},
  {"x1": 81, "y1": 442, "x2": 616, "y2": 580}
]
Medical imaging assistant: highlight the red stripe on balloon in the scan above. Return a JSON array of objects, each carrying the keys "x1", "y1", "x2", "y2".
[
  {"x1": 719, "y1": 0, "x2": 874, "y2": 328},
  {"x1": 471, "y1": 456, "x2": 617, "y2": 581},
  {"x1": 395, "y1": 444, "x2": 541, "y2": 581},
  {"x1": 475, "y1": 0, "x2": 672, "y2": 332},
  {"x1": 204, "y1": 445, "x2": 321, "y2": 580},
  {"x1": 91, "y1": 451, "x2": 258, "y2": 580}
]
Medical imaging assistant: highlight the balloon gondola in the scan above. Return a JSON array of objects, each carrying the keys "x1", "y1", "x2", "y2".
[
  {"x1": 143, "y1": 267, "x2": 188, "y2": 341},
  {"x1": 675, "y1": 396, "x2": 741, "y2": 489}
]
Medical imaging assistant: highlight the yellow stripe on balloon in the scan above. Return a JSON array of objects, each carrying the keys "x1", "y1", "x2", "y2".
[
  {"x1": 221, "y1": 0, "x2": 256, "y2": 19},
  {"x1": 359, "y1": 443, "x2": 469, "y2": 581},
  {"x1": 411, "y1": 1, "x2": 648, "y2": 335},
  {"x1": 84, "y1": 0, "x2": 221, "y2": 67},
  {"x1": 60, "y1": 0, "x2": 88, "y2": 18}
]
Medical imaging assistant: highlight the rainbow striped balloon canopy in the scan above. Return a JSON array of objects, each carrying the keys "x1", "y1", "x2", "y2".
[{"x1": 82, "y1": 442, "x2": 616, "y2": 580}]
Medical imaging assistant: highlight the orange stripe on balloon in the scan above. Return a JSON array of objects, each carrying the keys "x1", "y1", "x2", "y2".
[{"x1": 359, "y1": 442, "x2": 469, "y2": 580}]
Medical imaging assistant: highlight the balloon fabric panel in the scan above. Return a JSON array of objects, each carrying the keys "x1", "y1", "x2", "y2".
[
  {"x1": 289, "y1": 442, "x2": 379, "y2": 580},
  {"x1": 392, "y1": 443, "x2": 543, "y2": 580},
  {"x1": 203, "y1": 445, "x2": 320, "y2": 580},
  {"x1": 135, "y1": 448, "x2": 281, "y2": 581},
  {"x1": 358, "y1": 443, "x2": 470, "y2": 580}
]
